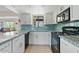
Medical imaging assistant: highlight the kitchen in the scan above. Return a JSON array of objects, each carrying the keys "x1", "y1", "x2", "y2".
[{"x1": 0, "y1": 5, "x2": 79, "y2": 53}]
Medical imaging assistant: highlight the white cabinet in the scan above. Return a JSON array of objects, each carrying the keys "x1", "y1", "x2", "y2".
[
  {"x1": 0, "y1": 41, "x2": 11, "y2": 53},
  {"x1": 12, "y1": 35, "x2": 25, "y2": 53},
  {"x1": 29, "y1": 32, "x2": 51, "y2": 45},
  {"x1": 60, "y1": 37, "x2": 77, "y2": 53},
  {"x1": 52, "y1": 5, "x2": 70, "y2": 24},
  {"x1": 58, "y1": 5, "x2": 70, "y2": 14},
  {"x1": 0, "y1": 34, "x2": 25, "y2": 53},
  {"x1": 53, "y1": 12, "x2": 57, "y2": 24},
  {"x1": 57, "y1": 5, "x2": 79, "y2": 21},
  {"x1": 47, "y1": 32, "x2": 51, "y2": 47},
  {"x1": 70, "y1": 5, "x2": 79, "y2": 21},
  {"x1": 45, "y1": 13, "x2": 56, "y2": 24},
  {"x1": 19, "y1": 13, "x2": 31, "y2": 24},
  {"x1": 63, "y1": 5, "x2": 70, "y2": 10}
]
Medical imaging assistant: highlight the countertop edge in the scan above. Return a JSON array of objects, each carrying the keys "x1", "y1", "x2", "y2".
[{"x1": 0, "y1": 31, "x2": 29, "y2": 45}]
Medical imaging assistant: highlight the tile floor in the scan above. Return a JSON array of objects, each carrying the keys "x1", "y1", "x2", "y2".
[{"x1": 25, "y1": 45, "x2": 52, "y2": 53}]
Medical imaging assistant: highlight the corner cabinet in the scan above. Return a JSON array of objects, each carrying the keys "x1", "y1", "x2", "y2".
[
  {"x1": 0, "y1": 41, "x2": 11, "y2": 53},
  {"x1": 12, "y1": 35, "x2": 25, "y2": 53}
]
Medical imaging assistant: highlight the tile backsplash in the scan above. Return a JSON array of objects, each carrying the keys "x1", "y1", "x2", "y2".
[
  {"x1": 55, "y1": 20, "x2": 79, "y2": 31},
  {"x1": 21, "y1": 20, "x2": 79, "y2": 32},
  {"x1": 21, "y1": 24, "x2": 32, "y2": 31}
]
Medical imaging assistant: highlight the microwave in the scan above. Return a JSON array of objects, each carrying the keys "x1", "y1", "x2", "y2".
[{"x1": 56, "y1": 7, "x2": 70, "y2": 23}]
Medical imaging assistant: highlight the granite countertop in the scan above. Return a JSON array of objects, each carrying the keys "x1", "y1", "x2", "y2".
[
  {"x1": 60, "y1": 35, "x2": 79, "y2": 48},
  {"x1": 0, "y1": 28, "x2": 58, "y2": 45},
  {"x1": 0, "y1": 31, "x2": 29, "y2": 44},
  {"x1": 21, "y1": 27, "x2": 62, "y2": 32}
]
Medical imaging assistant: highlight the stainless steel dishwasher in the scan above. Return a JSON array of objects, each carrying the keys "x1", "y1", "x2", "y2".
[{"x1": 51, "y1": 32, "x2": 60, "y2": 53}]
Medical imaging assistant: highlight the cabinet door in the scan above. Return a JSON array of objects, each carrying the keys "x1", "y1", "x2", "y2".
[
  {"x1": 71, "y1": 5, "x2": 79, "y2": 21},
  {"x1": 29, "y1": 32, "x2": 51, "y2": 45},
  {"x1": 75, "y1": 46, "x2": 79, "y2": 53},
  {"x1": 63, "y1": 5, "x2": 70, "y2": 10},
  {"x1": 48, "y1": 32, "x2": 51, "y2": 47},
  {"x1": 52, "y1": 12, "x2": 57, "y2": 24},
  {"x1": 58, "y1": 5, "x2": 70, "y2": 14},
  {"x1": 37, "y1": 32, "x2": 51, "y2": 45},
  {"x1": 20, "y1": 14, "x2": 31, "y2": 24},
  {"x1": 60, "y1": 37, "x2": 77, "y2": 53},
  {"x1": 45, "y1": 13, "x2": 56, "y2": 24},
  {"x1": 60, "y1": 37, "x2": 67, "y2": 53},
  {"x1": 0, "y1": 41, "x2": 11, "y2": 53},
  {"x1": 12, "y1": 35, "x2": 25, "y2": 53}
]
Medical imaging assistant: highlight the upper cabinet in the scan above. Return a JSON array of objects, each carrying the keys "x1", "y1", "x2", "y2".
[
  {"x1": 45, "y1": 12, "x2": 56, "y2": 24},
  {"x1": 58, "y1": 5, "x2": 70, "y2": 14},
  {"x1": 56, "y1": 7, "x2": 70, "y2": 23},
  {"x1": 57, "y1": 5, "x2": 79, "y2": 21},
  {"x1": 19, "y1": 13, "x2": 31, "y2": 24},
  {"x1": 53, "y1": 11, "x2": 58, "y2": 24},
  {"x1": 52, "y1": 6, "x2": 70, "y2": 24},
  {"x1": 70, "y1": 5, "x2": 79, "y2": 21}
]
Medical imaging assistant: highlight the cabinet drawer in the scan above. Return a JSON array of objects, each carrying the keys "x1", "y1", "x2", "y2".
[{"x1": 0, "y1": 41, "x2": 11, "y2": 53}]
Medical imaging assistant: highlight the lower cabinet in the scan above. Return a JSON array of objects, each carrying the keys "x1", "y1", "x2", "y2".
[
  {"x1": 12, "y1": 35, "x2": 25, "y2": 53},
  {"x1": 60, "y1": 37, "x2": 77, "y2": 53},
  {"x1": 0, "y1": 34, "x2": 25, "y2": 53},
  {"x1": 29, "y1": 32, "x2": 51, "y2": 45},
  {"x1": 0, "y1": 41, "x2": 11, "y2": 53}
]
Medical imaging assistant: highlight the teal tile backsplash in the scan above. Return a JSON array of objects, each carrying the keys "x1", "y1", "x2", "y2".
[
  {"x1": 21, "y1": 24, "x2": 32, "y2": 31},
  {"x1": 21, "y1": 20, "x2": 79, "y2": 32},
  {"x1": 55, "y1": 20, "x2": 79, "y2": 31}
]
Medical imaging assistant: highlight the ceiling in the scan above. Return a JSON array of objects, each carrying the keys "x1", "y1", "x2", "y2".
[
  {"x1": 0, "y1": 5, "x2": 18, "y2": 16},
  {"x1": 0, "y1": 5, "x2": 59, "y2": 15},
  {"x1": 0, "y1": 5, "x2": 11, "y2": 11},
  {"x1": 9, "y1": 5, "x2": 59, "y2": 14}
]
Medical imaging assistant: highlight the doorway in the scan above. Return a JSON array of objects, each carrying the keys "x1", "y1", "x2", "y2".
[{"x1": 32, "y1": 16, "x2": 44, "y2": 27}]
